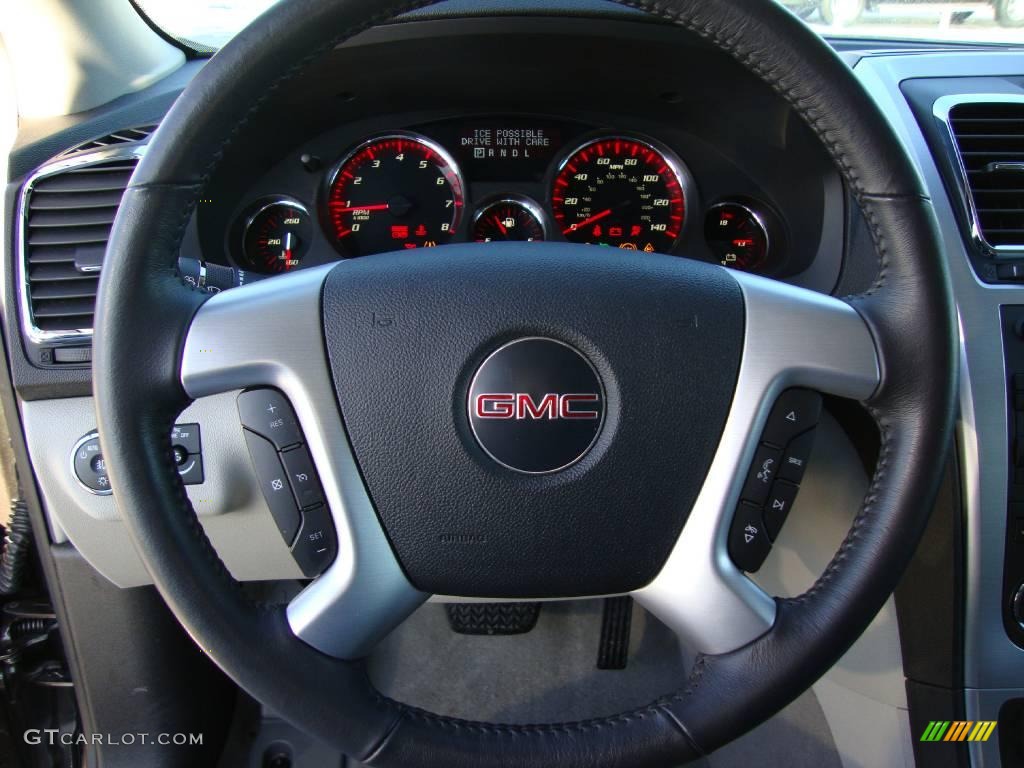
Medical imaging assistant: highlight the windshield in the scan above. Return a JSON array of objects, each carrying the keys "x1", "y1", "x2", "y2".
[{"x1": 136, "y1": 0, "x2": 1023, "y2": 49}]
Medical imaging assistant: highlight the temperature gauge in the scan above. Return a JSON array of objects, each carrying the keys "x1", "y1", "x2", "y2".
[
  {"x1": 240, "y1": 199, "x2": 313, "y2": 274},
  {"x1": 704, "y1": 201, "x2": 780, "y2": 273},
  {"x1": 473, "y1": 198, "x2": 546, "y2": 242}
]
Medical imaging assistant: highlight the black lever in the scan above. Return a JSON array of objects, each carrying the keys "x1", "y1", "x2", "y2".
[{"x1": 177, "y1": 257, "x2": 266, "y2": 293}]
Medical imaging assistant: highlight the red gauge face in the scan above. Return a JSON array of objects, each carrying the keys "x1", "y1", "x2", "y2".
[
  {"x1": 551, "y1": 137, "x2": 686, "y2": 252},
  {"x1": 327, "y1": 134, "x2": 464, "y2": 257}
]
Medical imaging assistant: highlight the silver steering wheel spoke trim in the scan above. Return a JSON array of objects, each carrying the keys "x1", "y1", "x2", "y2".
[
  {"x1": 179, "y1": 264, "x2": 428, "y2": 659},
  {"x1": 633, "y1": 269, "x2": 881, "y2": 656},
  {"x1": 178, "y1": 261, "x2": 879, "y2": 662}
]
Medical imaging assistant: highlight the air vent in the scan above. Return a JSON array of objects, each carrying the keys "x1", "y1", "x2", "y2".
[
  {"x1": 57, "y1": 125, "x2": 157, "y2": 158},
  {"x1": 21, "y1": 157, "x2": 138, "y2": 336},
  {"x1": 947, "y1": 101, "x2": 1024, "y2": 252}
]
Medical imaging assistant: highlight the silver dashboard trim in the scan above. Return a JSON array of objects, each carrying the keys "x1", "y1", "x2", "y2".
[
  {"x1": 933, "y1": 93, "x2": 1024, "y2": 259},
  {"x1": 851, "y1": 50, "x2": 1024, "y2": 704},
  {"x1": 16, "y1": 144, "x2": 147, "y2": 346},
  {"x1": 633, "y1": 269, "x2": 880, "y2": 655},
  {"x1": 179, "y1": 264, "x2": 427, "y2": 659}
]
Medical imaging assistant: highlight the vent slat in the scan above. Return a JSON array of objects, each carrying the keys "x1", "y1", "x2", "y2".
[
  {"x1": 22, "y1": 154, "x2": 138, "y2": 334},
  {"x1": 29, "y1": 280, "x2": 98, "y2": 300},
  {"x1": 27, "y1": 189, "x2": 125, "y2": 210},
  {"x1": 948, "y1": 102, "x2": 1024, "y2": 251},
  {"x1": 31, "y1": 171, "x2": 134, "y2": 194},
  {"x1": 27, "y1": 225, "x2": 111, "y2": 247},
  {"x1": 31, "y1": 297, "x2": 97, "y2": 318},
  {"x1": 29, "y1": 262, "x2": 94, "y2": 281},
  {"x1": 28, "y1": 207, "x2": 118, "y2": 228}
]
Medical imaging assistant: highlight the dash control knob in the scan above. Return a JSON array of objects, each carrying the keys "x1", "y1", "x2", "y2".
[{"x1": 71, "y1": 433, "x2": 111, "y2": 495}]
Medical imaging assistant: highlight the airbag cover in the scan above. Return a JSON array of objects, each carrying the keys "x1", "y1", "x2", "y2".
[{"x1": 322, "y1": 243, "x2": 743, "y2": 597}]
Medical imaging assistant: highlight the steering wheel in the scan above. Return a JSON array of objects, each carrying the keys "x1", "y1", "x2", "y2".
[{"x1": 93, "y1": 0, "x2": 956, "y2": 764}]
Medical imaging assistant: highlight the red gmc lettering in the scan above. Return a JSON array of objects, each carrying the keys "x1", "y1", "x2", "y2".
[{"x1": 474, "y1": 393, "x2": 600, "y2": 420}]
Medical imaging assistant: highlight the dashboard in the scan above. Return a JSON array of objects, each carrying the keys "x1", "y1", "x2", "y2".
[
  {"x1": 220, "y1": 117, "x2": 792, "y2": 276},
  {"x1": 175, "y1": 18, "x2": 846, "y2": 294}
]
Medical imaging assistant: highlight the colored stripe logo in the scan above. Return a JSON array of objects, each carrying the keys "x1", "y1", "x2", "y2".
[{"x1": 920, "y1": 721, "x2": 997, "y2": 742}]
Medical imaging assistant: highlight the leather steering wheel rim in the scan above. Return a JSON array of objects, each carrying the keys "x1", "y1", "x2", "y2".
[{"x1": 93, "y1": 1, "x2": 957, "y2": 765}]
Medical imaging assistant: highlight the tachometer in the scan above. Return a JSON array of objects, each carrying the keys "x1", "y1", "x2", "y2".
[
  {"x1": 326, "y1": 133, "x2": 465, "y2": 256},
  {"x1": 551, "y1": 136, "x2": 687, "y2": 252}
]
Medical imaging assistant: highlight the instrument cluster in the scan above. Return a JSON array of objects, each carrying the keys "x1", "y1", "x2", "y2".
[{"x1": 228, "y1": 117, "x2": 791, "y2": 277}]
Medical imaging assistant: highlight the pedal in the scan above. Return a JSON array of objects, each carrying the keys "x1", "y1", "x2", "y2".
[
  {"x1": 445, "y1": 602, "x2": 541, "y2": 635},
  {"x1": 597, "y1": 596, "x2": 633, "y2": 670}
]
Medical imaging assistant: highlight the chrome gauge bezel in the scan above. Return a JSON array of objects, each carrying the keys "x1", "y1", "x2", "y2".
[
  {"x1": 548, "y1": 133, "x2": 697, "y2": 252},
  {"x1": 323, "y1": 131, "x2": 467, "y2": 257},
  {"x1": 705, "y1": 200, "x2": 773, "y2": 272},
  {"x1": 240, "y1": 197, "x2": 312, "y2": 274},
  {"x1": 471, "y1": 195, "x2": 549, "y2": 242}
]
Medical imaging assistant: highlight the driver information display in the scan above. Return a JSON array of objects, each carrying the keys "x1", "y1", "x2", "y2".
[{"x1": 416, "y1": 118, "x2": 574, "y2": 180}]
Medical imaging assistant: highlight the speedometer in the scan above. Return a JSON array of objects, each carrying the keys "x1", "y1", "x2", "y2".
[
  {"x1": 326, "y1": 133, "x2": 465, "y2": 257},
  {"x1": 551, "y1": 136, "x2": 687, "y2": 252}
]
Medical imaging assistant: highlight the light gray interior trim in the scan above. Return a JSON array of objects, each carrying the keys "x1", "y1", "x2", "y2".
[
  {"x1": 180, "y1": 265, "x2": 428, "y2": 659},
  {"x1": 965, "y1": 687, "x2": 1016, "y2": 768},
  {"x1": 852, "y1": 49, "x2": 1024, "y2": 691},
  {"x1": 20, "y1": 393, "x2": 303, "y2": 587},
  {"x1": 633, "y1": 270, "x2": 880, "y2": 655}
]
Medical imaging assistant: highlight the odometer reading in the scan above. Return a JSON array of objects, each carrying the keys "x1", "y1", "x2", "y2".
[
  {"x1": 327, "y1": 133, "x2": 464, "y2": 257},
  {"x1": 552, "y1": 137, "x2": 686, "y2": 252}
]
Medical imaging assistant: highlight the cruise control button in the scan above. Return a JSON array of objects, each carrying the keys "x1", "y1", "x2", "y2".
[
  {"x1": 170, "y1": 423, "x2": 201, "y2": 455},
  {"x1": 243, "y1": 430, "x2": 300, "y2": 545},
  {"x1": 237, "y1": 389, "x2": 302, "y2": 450},
  {"x1": 291, "y1": 505, "x2": 338, "y2": 577},
  {"x1": 778, "y1": 429, "x2": 816, "y2": 484},
  {"x1": 763, "y1": 389, "x2": 822, "y2": 448},
  {"x1": 764, "y1": 480, "x2": 799, "y2": 541},
  {"x1": 281, "y1": 445, "x2": 324, "y2": 509},
  {"x1": 741, "y1": 443, "x2": 783, "y2": 505},
  {"x1": 728, "y1": 502, "x2": 771, "y2": 573}
]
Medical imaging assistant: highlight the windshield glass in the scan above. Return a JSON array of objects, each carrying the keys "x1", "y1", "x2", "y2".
[{"x1": 136, "y1": 0, "x2": 1024, "y2": 49}]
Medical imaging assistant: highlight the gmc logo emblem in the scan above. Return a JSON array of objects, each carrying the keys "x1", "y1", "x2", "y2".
[{"x1": 474, "y1": 393, "x2": 600, "y2": 421}]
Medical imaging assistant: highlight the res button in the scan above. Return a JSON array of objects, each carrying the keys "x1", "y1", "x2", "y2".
[{"x1": 237, "y1": 389, "x2": 302, "y2": 450}]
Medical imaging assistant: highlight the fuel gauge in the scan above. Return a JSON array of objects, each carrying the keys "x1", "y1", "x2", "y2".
[{"x1": 473, "y1": 198, "x2": 546, "y2": 243}]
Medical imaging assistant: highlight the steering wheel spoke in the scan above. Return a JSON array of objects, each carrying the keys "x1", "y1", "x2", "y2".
[
  {"x1": 180, "y1": 265, "x2": 427, "y2": 658},
  {"x1": 634, "y1": 272, "x2": 881, "y2": 655}
]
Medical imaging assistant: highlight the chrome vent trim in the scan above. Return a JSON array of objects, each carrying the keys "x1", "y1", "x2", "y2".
[
  {"x1": 935, "y1": 94, "x2": 1024, "y2": 258},
  {"x1": 17, "y1": 145, "x2": 146, "y2": 345}
]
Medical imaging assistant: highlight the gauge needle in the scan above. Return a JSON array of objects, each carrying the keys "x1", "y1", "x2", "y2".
[
  {"x1": 329, "y1": 203, "x2": 390, "y2": 213},
  {"x1": 494, "y1": 215, "x2": 508, "y2": 236},
  {"x1": 281, "y1": 232, "x2": 293, "y2": 264},
  {"x1": 564, "y1": 208, "x2": 612, "y2": 235}
]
